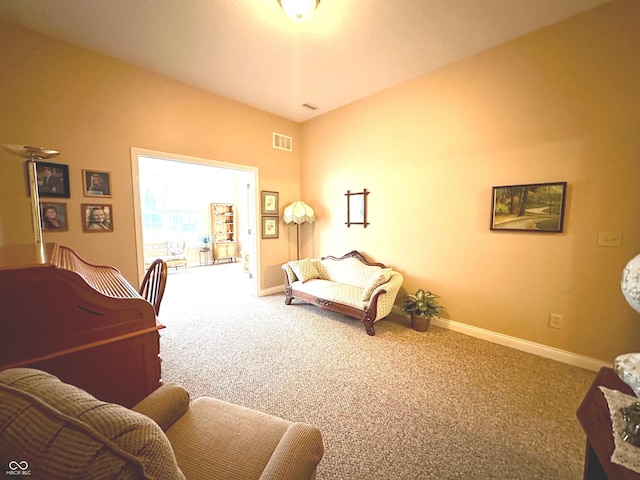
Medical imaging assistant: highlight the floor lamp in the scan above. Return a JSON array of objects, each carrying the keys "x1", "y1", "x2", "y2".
[
  {"x1": 3, "y1": 144, "x2": 60, "y2": 244},
  {"x1": 283, "y1": 200, "x2": 315, "y2": 260}
]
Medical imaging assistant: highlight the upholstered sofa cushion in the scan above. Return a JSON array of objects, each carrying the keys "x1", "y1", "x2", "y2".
[
  {"x1": 321, "y1": 256, "x2": 387, "y2": 288},
  {"x1": 0, "y1": 368, "x2": 185, "y2": 480},
  {"x1": 164, "y1": 397, "x2": 324, "y2": 480}
]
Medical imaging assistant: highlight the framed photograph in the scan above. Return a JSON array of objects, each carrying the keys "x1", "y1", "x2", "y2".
[
  {"x1": 262, "y1": 216, "x2": 279, "y2": 239},
  {"x1": 83, "y1": 170, "x2": 112, "y2": 197},
  {"x1": 490, "y1": 181, "x2": 567, "y2": 233},
  {"x1": 81, "y1": 203, "x2": 113, "y2": 232},
  {"x1": 36, "y1": 161, "x2": 70, "y2": 198},
  {"x1": 40, "y1": 202, "x2": 68, "y2": 232},
  {"x1": 261, "y1": 191, "x2": 279, "y2": 215},
  {"x1": 345, "y1": 189, "x2": 369, "y2": 227}
]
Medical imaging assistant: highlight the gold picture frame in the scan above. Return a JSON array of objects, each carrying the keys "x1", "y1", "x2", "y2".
[
  {"x1": 81, "y1": 203, "x2": 113, "y2": 232},
  {"x1": 261, "y1": 191, "x2": 279, "y2": 215},
  {"x1": 40, "y1": 202, "x2": 68, "y2": 232},
  {"x1": 82, "y1": 169, "x2": 112, "y2": 197},
  {"x1": 262, "y1": 216, "x2": 279, "y2": 239}
]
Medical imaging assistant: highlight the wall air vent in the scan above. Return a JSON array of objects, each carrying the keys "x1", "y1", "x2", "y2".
[
  {"x1": 273, "y1": 132, "x2": 292, "y2": 152},
  {"x1": 302, "y1": 103, "x2": 318, "y2": 110}
]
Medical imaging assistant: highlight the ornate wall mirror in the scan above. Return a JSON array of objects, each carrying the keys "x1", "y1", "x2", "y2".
[{"x1": 345, "y1": 189, "x2": 369, "y2": 227}]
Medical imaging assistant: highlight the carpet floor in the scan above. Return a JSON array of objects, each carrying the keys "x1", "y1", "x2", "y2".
[{"x1": 158, "y1": 263, "x2": 596, "y2": 479}]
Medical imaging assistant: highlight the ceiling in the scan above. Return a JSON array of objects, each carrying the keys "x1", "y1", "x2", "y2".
[{"x1": 0, "y1": 0, "x2": 609, "y2": 122}]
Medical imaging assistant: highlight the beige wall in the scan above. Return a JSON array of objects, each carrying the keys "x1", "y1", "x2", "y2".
[
  {"x1": 2, "y1": 0, "x2": 639, "y2": 363},
  {"x1": 0, "y1": 20, "x2": 300, "y2": 288},
  {"x1": 300, "y1": 0, "x2": 640, "y2": 362}
]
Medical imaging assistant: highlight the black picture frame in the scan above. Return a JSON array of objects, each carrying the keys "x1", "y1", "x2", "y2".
[
  {"x1": 36, "y1": 161, "x2": 70, "y2": 198},
  {"x1": 490, "y1": 181, "x2": 567, "y2": 233}
]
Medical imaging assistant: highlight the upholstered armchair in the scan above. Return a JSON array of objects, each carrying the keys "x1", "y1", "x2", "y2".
[{"x1": 0, "y1": 368, "x2": 324, "y2": 479}]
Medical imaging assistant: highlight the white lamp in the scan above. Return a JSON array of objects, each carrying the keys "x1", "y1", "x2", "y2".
[
  {"x1": 615, "y1": 253, "x2": 640, "y2": 400},
  {"x1": 283, "y1": 200, "x2": 315, "y2": 260},
  {"x1": 277, "y1": 0, "x2": 320, "y2": 22},
  {"x1": 621, "y1": 253, "x2": 640, "y2": 314},
  {"x1": 2, "y1": 144, "x2": 60, "y2": 244}
]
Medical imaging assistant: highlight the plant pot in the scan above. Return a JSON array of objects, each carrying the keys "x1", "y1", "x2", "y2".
[{"x1": 411, "y1": 314, "x2": 431, "y2": 332}]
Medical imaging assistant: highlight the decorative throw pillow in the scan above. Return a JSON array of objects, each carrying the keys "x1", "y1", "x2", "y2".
[
  {"x1": 312, "y1": 259, "x2": 330, "y2": 280},
  {"x1": 166, "y1": 241, "x2": 185, "y2": 256},
  {"x1": 361, "y1": 268, "x2": 393, "y2": 300},
  {"x1": 289, "y1": 258, "x2": 321, "y2": 283},
  {"x1": 283, "y1": 263, "x2": 298, "y2": 283}
]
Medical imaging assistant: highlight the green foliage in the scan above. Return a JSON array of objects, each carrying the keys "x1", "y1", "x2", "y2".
[
  {"x1": 402, "y1": 289, "x2": 444, "y2": 318},
  {"x1": 202, "y1": 235, "x2": 211, "y2": 244}
]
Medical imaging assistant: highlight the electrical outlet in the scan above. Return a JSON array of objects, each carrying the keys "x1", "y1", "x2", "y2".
[{"x1": 548, "y1": 313, "x2": 563, "y2": 329}]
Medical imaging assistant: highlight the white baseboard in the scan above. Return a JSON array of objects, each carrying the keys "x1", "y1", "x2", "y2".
[
  {"x1": 271, "y1": 294, "x2": 608, "y2": 372},
  {"x1": 260, "y1": 285, "x2": 285, "y2": 297},
  {"x1": 429, "y1": 316, "x2": 609, "y2": 372}
]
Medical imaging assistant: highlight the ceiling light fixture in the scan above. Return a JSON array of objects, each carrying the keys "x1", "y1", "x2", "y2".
[{"x1": 277, "y1": 0, "x2": 320, "y2": 22}]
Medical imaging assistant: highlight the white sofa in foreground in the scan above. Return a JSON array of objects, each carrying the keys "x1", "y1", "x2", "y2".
[{"x1": 282, "y1": 250, "x2": 404, "y2": 336}]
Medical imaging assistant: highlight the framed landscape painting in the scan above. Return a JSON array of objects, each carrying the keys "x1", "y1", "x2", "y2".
[{"x1": 490, "y1": 182, "x2": 567, "y2": 233}]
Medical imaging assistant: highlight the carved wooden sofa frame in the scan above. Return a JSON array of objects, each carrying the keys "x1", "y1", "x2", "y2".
[{"x1": 282, "y1": 250, "x2": 403, "y2": 336}]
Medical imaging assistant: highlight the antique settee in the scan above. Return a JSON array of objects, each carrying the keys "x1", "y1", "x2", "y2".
[
  {"x1": 0, "y1": 368, "x2": 324, "y2": 479},
  {"x1": 144, "y1": 240, "x2": 189, "y2": 272},
  {"x1": 282, "y1": 250, "x2": 403, "y2": 335}
]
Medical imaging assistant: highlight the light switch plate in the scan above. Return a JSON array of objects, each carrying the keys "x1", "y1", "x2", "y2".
[{"x1": 598, "y1": 231, "x2": 622, "y2": 247}]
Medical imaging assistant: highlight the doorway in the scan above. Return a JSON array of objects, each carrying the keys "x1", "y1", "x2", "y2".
[{"x1": 130, "y1": 147, "x2": 259, "y2": 296}]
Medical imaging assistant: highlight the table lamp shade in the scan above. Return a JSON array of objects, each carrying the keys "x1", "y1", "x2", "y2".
[{"x1": 283, "y1": 200, "x2": 315, "y2": 225}]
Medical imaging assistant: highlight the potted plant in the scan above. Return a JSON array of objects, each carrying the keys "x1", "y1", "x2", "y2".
[
  {"x1": 402, "y1": 289, "x2": 444, "y2": 332},
  {"x1": 202, "y1": 235, "x2": 211, "y2": 251}
]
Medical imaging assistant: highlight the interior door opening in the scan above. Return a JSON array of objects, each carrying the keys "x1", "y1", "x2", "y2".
[{"x1": 130, "y1": 148, "x2": 259, "y2": 296}]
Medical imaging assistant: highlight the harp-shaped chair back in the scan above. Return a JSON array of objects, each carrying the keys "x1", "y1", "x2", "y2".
[{"x1": 139, "y1": 259, "x2": 168, "y2": 315}]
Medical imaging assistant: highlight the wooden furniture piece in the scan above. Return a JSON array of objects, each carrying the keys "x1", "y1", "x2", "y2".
[
  {"x1": 199, "y1": 248, "x2": 212, "y2": 266},
  {"x1": 139, "y1": 258, "x2": 168, "y2": 315},
  {"x1": 282, "y1": 250, "x2": 404, "y2": 336},
  {"x1": 143, "y1": 241, "x2": 188, "y2": 272},
  {"x1": 577, "y1": 367, "x2": 640, "y2": 480},
  {"x1": 0, "y1": 243, "x2": 164, "y2": 408},
  {"x1": 210, "y1": 203, "x2": 237, "y2": 263}
]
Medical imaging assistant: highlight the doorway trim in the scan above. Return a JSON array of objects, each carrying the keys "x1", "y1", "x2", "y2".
[{"x1": 130, "y1": 147, "x2": 260, "y2": 296}]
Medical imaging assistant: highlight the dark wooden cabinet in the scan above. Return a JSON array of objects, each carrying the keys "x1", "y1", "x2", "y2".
[
  {"x1": 577, "y1": 367, "x2": 640, "y2": 480},
  {"x1": 0, "y1": 243, "x2": 163, "y2": 408}
]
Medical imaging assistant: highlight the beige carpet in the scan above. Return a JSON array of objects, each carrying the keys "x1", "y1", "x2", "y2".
[{"x1": 159, "y1": 263, "x2": 596, "y2": 479}]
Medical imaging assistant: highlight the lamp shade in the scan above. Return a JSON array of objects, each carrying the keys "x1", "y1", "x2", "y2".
[
  {"x1": 283, "y1": 200, "x2": 315, "y2": 225},
  {"x1": 3, "y1": 144, "x2": 60, "y2": 160},
  {"x1": 622, "y1": 253, "x2": 640, "y2": 314}
]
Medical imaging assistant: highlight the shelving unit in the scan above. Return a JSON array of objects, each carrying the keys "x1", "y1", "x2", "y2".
[{"x1": 210, "y1": 203, "x2": 237, "y2": 264}]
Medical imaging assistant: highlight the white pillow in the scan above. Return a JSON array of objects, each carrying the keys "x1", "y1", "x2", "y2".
[
  {"x1": 289, "y1": 258, "x2": 321, "y2": 283},
  {"x1": 361, "y1": 268, "x2": 392, "y2": 300}
]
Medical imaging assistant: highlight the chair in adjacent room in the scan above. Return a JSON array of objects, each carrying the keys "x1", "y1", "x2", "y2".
[{"x1": 139, "y1": 258, "x2": 168, "y2": 315}]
